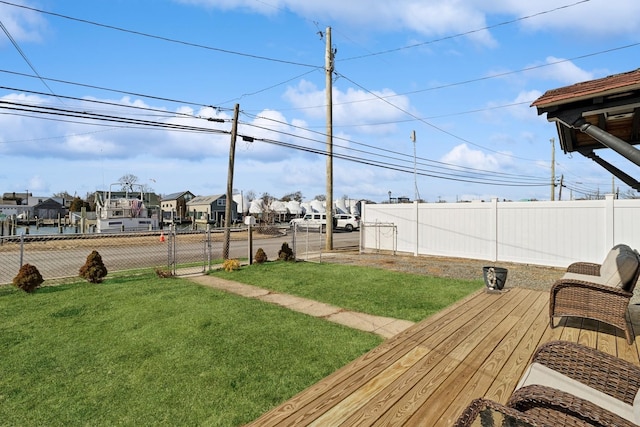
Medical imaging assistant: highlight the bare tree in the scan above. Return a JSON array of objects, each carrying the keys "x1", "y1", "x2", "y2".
[
  {"x1": 118, "y1": 174, "x2": 139, "y2": 191},
  {"x1": 281, "y1": 191, "x2": 303, "y2": 202}
]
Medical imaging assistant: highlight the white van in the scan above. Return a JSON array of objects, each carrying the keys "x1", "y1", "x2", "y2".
[{"x1": 290, "y1": 213, "x2": 329, "y2": 231}]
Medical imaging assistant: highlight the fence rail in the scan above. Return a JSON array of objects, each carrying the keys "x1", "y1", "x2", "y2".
[{"x1": 0, "y1": 225, "x2": 357, "y2": 286}]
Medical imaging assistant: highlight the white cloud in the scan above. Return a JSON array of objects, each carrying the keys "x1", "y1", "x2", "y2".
[
  {"x1": 175, "y1": 0, "x2": 640, "y2": 43},
  {"x1": 0, "y1": 1, "x2": 48, "y2": 45},
  {"x1": 526, "y1": 57, "x2": 595, "y2": 86},
  {"x1": 485, "y1": 0, "x2": 640, "y2": 38},
  {"x1": 441, "y1": 143, "x2": 505, "y2": 171},
  {"x1": 284, "y1": 80, "x2": 410, "y2": 134}
]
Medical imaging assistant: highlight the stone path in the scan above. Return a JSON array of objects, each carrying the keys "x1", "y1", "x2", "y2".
[{"x1": 188, "y1": 275, "x2": 415, "y2": 339}]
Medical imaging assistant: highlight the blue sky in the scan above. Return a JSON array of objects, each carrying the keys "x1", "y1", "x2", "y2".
[{"x1": 1, "y1": 0, "x2": 640, "y2": 203}]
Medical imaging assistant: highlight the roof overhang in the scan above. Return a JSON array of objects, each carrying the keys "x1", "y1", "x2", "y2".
[{"x1": 532, "y1": 69, "x2": 640, "y2": 190}]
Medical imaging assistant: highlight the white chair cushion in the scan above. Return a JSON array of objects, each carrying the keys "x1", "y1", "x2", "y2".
[
  {"x1": 561, "y1": 272, "x2": 607, "y2": 286},
  {"x1": 516, "y1": 362, "x2": 636, "y2": 423},
  {"x1": 600, "y1": 244, "x2": 638, "y2": 289}
]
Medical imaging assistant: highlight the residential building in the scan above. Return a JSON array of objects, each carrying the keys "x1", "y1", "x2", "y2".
[{"x1": 186, "y1": 194, "x2": 237, "y2": 226}]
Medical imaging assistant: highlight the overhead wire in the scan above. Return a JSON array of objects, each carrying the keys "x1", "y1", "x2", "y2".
[
  {"x1": 0, "y1": 0, "x2": 320, "y2": 69},
  {"x1": 0, "y1": 69, "x2": 235, "y2": 113},
  {"x1": 239, "y1": 119, "x2": 549, "y2": 186},
  {"x1": 0, "y1": 18, "x2": 63, "y2": 103},
  {"x1": 241, "y1": 110, "x2": 548, "y2": 181},
  {"x1": 1, "y1": 0, "x2": 633, "y2": 193},
  {"x1": 338, "y1": 0, "x2": 593, "y2": 61}
]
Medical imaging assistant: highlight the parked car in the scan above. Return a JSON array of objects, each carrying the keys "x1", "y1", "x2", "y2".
[{"x1": 335, "y1": 214, "x2": 360, "y2": 232}]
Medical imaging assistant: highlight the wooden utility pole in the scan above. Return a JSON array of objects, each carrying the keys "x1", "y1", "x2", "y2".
[
  {"x1": 550, "y1": 137, "x2": 556, "y2": 201},
  {"x1": 223, "y1": 103, "x2": 239, "y2": 259},
  {"x1": 325, "y1": 26, "x2": 334, "y2": 251},
  {"x1": 558, "y1": 174, "x2": 564, "y2": 200}
]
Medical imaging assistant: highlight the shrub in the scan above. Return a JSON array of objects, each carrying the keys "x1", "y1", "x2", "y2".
[
  {"x1": 278, "y1": 242, "x2": 295, "y2": 261},
  {"x1": 79, "y1": 250, "x2": 108, "y2": 283},
  {"x1": 13, "y1": 263, "x2": 44, "y2": 293},
  {"x1": 254, "y1": 248, "x2": 268, "y2": 264},
  {"x1": 223, "y1": 259, "x2": 240, "y2": 272},
  {"x1": 155, "y1": 267, "x2": 174, "y2": 278}
]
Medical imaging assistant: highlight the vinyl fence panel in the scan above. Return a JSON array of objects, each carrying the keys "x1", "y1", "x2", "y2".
[{"x1": 361, "y1": 195, "x2": 640, "y2": 268}]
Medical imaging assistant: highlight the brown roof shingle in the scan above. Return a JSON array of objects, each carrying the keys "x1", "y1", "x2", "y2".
[{"x1": 532, "y1": 68, "x2": 640, "y2": 109}]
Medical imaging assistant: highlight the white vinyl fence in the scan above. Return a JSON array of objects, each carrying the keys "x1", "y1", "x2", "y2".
[{"x1": 361, "y1": 194, "x2": 640, "y2": 268}]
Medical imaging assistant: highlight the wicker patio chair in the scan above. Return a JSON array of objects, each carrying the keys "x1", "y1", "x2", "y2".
[
  {"x1": 549, "y1": 244, "x2": 640, "y2": 344},
  {"x1": 453, "y1": 398, "x2": 554, "y2": 427},
  {"x1": 507, "y1": 340, "x2": 640, "y2": 426}
]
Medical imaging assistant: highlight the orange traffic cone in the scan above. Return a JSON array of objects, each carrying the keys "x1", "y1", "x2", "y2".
[{"x1": 160, "y1": 231, "x2": 165, "y2": 242}]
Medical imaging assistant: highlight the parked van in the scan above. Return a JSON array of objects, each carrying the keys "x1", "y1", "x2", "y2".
[{"x1": 289, "y1": 213, "x2": 337, "y2": 231}]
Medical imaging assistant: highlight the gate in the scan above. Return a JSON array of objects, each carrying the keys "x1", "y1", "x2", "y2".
[
  {"x1": 167, "y1": 228, "x2": 212, "y2": 276},
  {"x1": 291, "y1": 223, "x2": 324, "y2": 262}
]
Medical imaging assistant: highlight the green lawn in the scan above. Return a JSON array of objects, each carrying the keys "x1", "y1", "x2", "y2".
[
  {"x1": 210, "y1": 261, "x2": 484, "y2": 322},
  {"x1": 0, "y1": 274, "x2": 381, "y2": 426}
]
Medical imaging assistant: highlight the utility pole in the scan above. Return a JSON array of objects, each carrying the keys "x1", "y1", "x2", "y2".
[
  {"x1": 411, "y1": 130, "x2": 419, "y2": 201},
  {"x1": 558, "y1": 174, "x2": 564, "y2": 200},
  {"x1": 223, "y1": 103, "x2": 239, "y2": 259},
  {"x1": 550, "y1": 137, "x2": 556, "y2": 201},
  {"x1": 325, "y1": 26, "x2": 334, "y2": 251}
]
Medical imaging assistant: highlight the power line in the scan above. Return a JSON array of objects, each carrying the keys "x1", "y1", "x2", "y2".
[
  {"x1": 0, "y1": 19, "x2": 62, "y2": 102},
  {"x1": 0, "y1": 69, "x2": 234, "y2": 112},
  {"x1": 241, "y1": 111, "x2": 548, "y2": 180},
  {"x1": 239, "y1": 119, "x2": 549, "y2": 186},
  {"x1": 339, "y1": 0, "x2": 593, "y2": 61},
  {"x1": 0, "y1": 0, "x2": 320, "y2": 69},
  {"x1": 0, "y1": 96, "x2": 549, "y2": 187}
]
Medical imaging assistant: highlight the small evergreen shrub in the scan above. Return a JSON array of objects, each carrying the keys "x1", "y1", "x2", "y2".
[
  {"x1": 79, "y1": 250, "x2": 108, "y2": 283},
  {"x1": 223, "y1": 259, "x2": 240, "y2": 272},
  {"x1": 278, "y1": 242, "x2": 295, "y2": 261},
  {"x1": 13, "y1": 263, "x2": 44, "y2": 293},
  {"x1": 254, "y1": 248, "x2": 268, "y2": 264}
]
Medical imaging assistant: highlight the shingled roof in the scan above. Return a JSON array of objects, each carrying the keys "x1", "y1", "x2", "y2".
[
  {"x1": 532, "y1": 68, "x2": 640, "y2": 190},
  {"x1": 532, "y1": 68, "x2": 640, "y2": 109}
]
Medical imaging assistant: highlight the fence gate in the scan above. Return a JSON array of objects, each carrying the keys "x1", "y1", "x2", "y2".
[
  {"x1": 362, "y1": 222, "x2": 397, "y2": 254},
  {"x1": 167, "y1": 229, "x2": 211, "y2": 276},
  {"x1": 291, "y1": 224, "x2": 325, "y2": 262}
]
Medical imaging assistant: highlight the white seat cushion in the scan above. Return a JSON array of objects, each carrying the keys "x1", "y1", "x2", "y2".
[
  {"x1": 561, "y1": 271, "x2": 607, "y2": 286},
  {"x1": 516, "y1": 362, "x2": 636, "y2": 423}
]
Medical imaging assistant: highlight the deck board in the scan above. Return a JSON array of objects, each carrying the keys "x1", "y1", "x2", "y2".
[{"x1": 246, "y1": 289, "x2": 640, "y2": 426}]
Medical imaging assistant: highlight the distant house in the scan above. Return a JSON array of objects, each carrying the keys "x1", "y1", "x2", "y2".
[
  {"x1": 160, "y1": 191, "x2": 195, "y2": 223},
  {"x1": 0, "y1": 193, "x2": 69, "y2": 220},
  {"x1": 186, "y1": 194, "x2": 237, "y2": 226},
  {"x1": 33, "y1": 198, "x2": 68, "y2": 220}
]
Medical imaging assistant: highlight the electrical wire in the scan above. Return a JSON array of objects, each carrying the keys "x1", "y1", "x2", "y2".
[
  {"x1": 241, "y1": 110, "x2": 548, "y2": 181},
  {"x1": 0, "y1": 69, "x2": 234, "y2": 113},
  {"x1": 0, "y1": 0, "x2": 320, "y2": 69},
  {"x1": 338, "y1": 0, "x2": 592, "y2": 61}
]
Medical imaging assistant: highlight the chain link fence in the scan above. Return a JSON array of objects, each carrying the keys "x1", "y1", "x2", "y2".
[{"x1": 0, "y1": 225, "x2": 357, "y2": 285}]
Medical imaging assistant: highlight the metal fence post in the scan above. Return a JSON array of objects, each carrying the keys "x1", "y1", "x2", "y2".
[
  {"x1": 206, "y1": 225, "x2": 212, "y2": 272},
  {"x1": 19, "y1": 234, "x2": 24, "y2": 267}
]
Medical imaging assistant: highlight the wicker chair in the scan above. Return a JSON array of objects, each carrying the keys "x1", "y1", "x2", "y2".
[
  {"x1": 507, "y1": 340, "x2": 640, "y2": 427},
  {"x1": 453, "y1": 398, "x2": 554, "y2": 427},
  {"x1": 549, "y1": 244, "x2": 640, "y2": 344}
]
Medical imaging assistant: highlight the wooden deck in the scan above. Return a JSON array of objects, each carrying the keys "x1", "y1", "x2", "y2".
[{"x1": 247, "y1": 287, "x2": 640, "y2": 426}]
